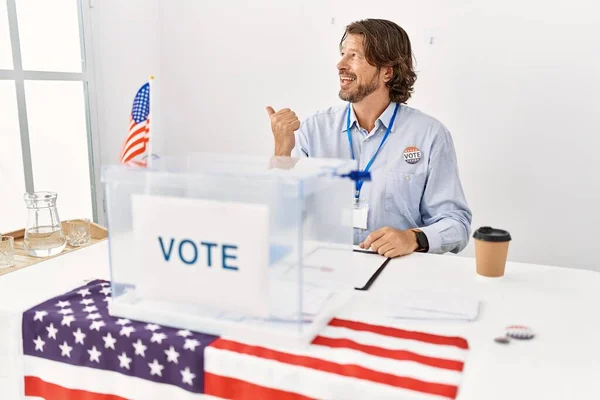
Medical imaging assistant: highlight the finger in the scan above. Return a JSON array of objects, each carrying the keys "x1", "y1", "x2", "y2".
[
  {"x1": 290, "y1": 120, "x2": 300, "y2": 131},
  {"x1": 384, "y1": 248, "x2": 402, "y2": 258},
  {"x1": 266, "y1": 106, "x2": 276, "y2": 117},
  {"x1": 274, "y1": 108, "x2": 291, "y2": 115},
  {"x1": 376, "y1": 242, "x2": 395, "y2": 256},
  {"x1": 360, "y1": 228, "x2": 387, "y2": 249},
  {"x1": 370, "y1": 235, "x2": 391, "y2": 253}
]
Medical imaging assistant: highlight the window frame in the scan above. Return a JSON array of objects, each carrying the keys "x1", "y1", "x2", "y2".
[{"x1": 0, "y1": 0, "x2": 103, "y2": 225}]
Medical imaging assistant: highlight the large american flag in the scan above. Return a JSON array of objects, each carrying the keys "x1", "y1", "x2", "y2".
[
  {"x1": 119, "y1": 82, "x2": 150, "y2": 166},
  {"x1": 22, "y1": 280, "x2": 468, "y2": 399}
]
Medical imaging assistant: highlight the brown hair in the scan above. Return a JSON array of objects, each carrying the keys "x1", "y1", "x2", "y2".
[{"x1": 340, "y1": 19, "x2": 417, "y2": 103}]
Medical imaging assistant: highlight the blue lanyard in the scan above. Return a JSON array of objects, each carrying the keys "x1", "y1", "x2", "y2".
[{"x1": 346, "y1": 102, "x2": 399, "y2": 200}]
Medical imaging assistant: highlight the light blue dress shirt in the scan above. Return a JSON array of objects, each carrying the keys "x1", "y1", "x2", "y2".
[{"x1": 293, "y1": 102, "x2": 472, "y2": 254}]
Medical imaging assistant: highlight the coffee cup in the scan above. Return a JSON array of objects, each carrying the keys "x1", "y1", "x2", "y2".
[{"x1": 473, "y1": 226, "x2": 511, "y2": 277}]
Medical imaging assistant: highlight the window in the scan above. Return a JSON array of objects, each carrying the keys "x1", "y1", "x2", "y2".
[{"x1": 0, "y1": 0, "x2": 98, "y2": 233}]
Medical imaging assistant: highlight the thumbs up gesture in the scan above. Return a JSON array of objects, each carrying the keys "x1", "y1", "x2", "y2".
[{"x1": 266, "y1": 106, "x2": 300, "y2": 156}]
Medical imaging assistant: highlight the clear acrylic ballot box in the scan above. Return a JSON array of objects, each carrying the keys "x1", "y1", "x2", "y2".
[{"x1": 102, "y1": 154, "x2": 357, "y2": 346}]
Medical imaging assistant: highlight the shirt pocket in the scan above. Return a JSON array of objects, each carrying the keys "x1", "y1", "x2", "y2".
[{"x1": 384, "y1": 170, "x2": 427, "y2": 216}]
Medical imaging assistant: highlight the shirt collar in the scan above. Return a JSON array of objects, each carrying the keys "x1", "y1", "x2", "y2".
[{"x1": 342, "y1": 101, "x2": 399, "y2": 133}]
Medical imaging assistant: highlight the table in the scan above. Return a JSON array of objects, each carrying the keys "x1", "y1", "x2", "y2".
[{"x1": 1, "y1": 241, "x2": 599, "y2": 399}]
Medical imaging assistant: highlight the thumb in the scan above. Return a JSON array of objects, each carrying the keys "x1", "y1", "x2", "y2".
[{"x1": 266, "y1": 106, "x2": 276, "y2": 117}]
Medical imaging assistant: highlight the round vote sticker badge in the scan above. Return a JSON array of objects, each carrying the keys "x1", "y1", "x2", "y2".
[{"x1": 403, "y1": 146, "x2": 422, "y2": 164}]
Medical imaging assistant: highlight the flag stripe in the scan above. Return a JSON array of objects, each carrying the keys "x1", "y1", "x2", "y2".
[
  {"x1": 205, "y1": 373, "x2": 314, "y2": 400},
  {"x1": 119, "y1": 121, "x2": 147, "y2": 159},
  {"x1": 23, "y1": 356, "x2": 203, "y2": 400},
  {"x1": 320, "y1": 325, "x2": 467, "y2": 362},
  {"x1": 25, "y1": 376, "x2": 127, "y2": 400},
  {"x1": 312, "y1": 336, "x2": 465, "y2": 371},
  {"x1": 122, "y1": 135, "x2": 148, "y2": 161},
  {"x1": 210, "y1": 339, "x2": 459, "y2": 398},
  {"x1": 205, "y1": 346, "x2": 455, "y2": 400},
  {"x1": 122, "y1": 140, "x2": 148, "y2": 163},
  {"x1": 329, "y1": 319, "x2": 469, "y2": 349},
  {"x1": 120, "y1": 125, "x2": 148, "y2": 159}
]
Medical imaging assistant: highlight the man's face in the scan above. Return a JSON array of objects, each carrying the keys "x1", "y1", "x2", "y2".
[{"x1": 337, "y1": 33, "x2": 381, "y2": 103}]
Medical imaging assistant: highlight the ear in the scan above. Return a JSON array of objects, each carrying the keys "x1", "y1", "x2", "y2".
[{"x1": 382, "y1": 66, "x2": 394, "y2": 83}]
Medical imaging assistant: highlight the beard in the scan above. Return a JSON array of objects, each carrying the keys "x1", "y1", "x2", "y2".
[{"x1": 338, "y1": 71, "x2": 380, "y2": 103}]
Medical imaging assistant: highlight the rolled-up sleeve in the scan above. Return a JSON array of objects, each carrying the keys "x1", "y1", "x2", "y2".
[{"x1": 419, "y1": 127, "x2": 472, "y2": 254}]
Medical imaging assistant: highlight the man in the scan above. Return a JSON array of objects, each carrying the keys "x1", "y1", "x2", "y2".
[{"x1": 266, "y1": 19, "x2": 472, "y2": 258}]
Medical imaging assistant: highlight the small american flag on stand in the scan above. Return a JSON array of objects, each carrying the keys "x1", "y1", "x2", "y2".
[
  {"x1": 119, "y1": 80, "x2": 151, "y2": 167},
  {"x1": 22, "y1": 280, "x2": 469, "y2": 399}
]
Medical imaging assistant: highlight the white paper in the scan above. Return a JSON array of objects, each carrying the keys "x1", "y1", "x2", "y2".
[
  {"x1": 279, "y1": 244, "x2": 386, "y2": 289},
  {"x1": 377, "y1": 290, "x2": 479, "y2": 321},
  {"x1": 132, "y1": 194, "x2": 270, "y2": 317}
]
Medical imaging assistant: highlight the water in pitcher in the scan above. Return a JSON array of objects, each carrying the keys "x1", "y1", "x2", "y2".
[
  {"x1": 24, "y1": 226, "x2": 66, "y2": 257},
  {"x1": 23, "y1": 191, "x2": 67, "y2": 257}
]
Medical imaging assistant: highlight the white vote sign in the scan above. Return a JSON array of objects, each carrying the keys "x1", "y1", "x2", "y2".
[{"x1": 131, "y1": 194, "x2": 269, "y2": 317}]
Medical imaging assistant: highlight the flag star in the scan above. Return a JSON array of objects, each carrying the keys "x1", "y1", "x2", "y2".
[
  {"x1": 100, "y1": 287, "x2": 111, "y2": 295},
  {"x1": 73, "y1": 328, "x2": 86, "y2": 345},
  {"x1": 150, "y1": 332, "x2": 167, "y2": 344},
  {"x1": 102, "y1": 333, "x2": 117, "y2": 350},
  {"x1": 88, "y1": 346, "x2": 102, "y2": 363},
  {"x1": 83, "y1": 305, "x2": 98, "y2": 313},
  {"x1": 177, "y1": 329, "x2": 192, "y2": 338},
  {"x1": 80, "y1": 298, "x2": 94, "y2": 305},
  {"x1": 116, "y1": 318, "x2": 130, "y2": 326},
  {"x1": 46, "y1": 323, "x2": 58, "y2": 340},
  {"x1": 55, "y1": 300, "x2": 70, "y2": 308},
  {"x1": 78, "y1": 288, "x2": 91, "y2": 297},
  {"x1": 145, "y1": 323, "x2": 161, "y2": 332},
  {"x1": 148, "y1": 359, "x2": 165, "y2": 377},
  {"x1": 58, "y1": 308, "x2": 73, "y2": 315},
  {"x1": 34, "y1": 310, "x2": 48, "y2": 322},
  {"x1": 118, "y1": 352, "x2": 132, "y2": 369},
  {"x1": 164, "y1": 346, "x2": 180, "y2": 364},
  {"x1": 61, "y1": 315, "x2": 75, "y2": 327},
  {"x1": 33, "y1": 336, "x2": 45, "y2": 351},
  {"x1": 180, "y1": 367, "x2": 196, "y2": 386},
  {"x1": 132, "y1": 339, "x2": 147, "y2": 357},
  {"x1": 59, "y1": 341, "x2": 73, "y2": 357},
  {"x1": 183, "y1": 338, "x2": 200, "y2": 351},
  {"x1": 103, "y1": 297, "x2": 111, "y2": 304},
  {"x1": 120, "y1": 326, "x2": 135, "y2": 337},
  {"x1": 90, "y1": 320, "x2": 106, "y2": 331},
  {"x1": 100, "y1": 282, "x2": 110, "y2": 286},
  {"x1": 86, "y1": 313, "x2": 102, "y2": 320}
]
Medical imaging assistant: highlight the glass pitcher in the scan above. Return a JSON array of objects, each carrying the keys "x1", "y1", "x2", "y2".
[{"x1": 23, "y1": 191, "x2": 66, "y2": 257}]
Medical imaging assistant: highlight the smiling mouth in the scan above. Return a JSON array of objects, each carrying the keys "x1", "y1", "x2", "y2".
[{"x1": 339, "y1": 76, "x2": 356, "y2": 84}]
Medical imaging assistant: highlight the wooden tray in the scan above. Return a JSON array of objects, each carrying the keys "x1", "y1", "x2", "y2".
[{"x1": 0, "y1": 221, "x2": 107, "y2": 277}]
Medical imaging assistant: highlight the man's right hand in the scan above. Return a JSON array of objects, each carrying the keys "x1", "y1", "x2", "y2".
[{"x1": 266, "y1": 106, "x2": 300, "y2": 156}]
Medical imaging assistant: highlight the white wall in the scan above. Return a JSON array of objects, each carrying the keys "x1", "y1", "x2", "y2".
[{"x1": 91, "y1": 0, "x2": 600, "y2": 271}]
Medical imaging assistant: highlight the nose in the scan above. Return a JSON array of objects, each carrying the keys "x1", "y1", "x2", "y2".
[{"x1": 337, "y1": 55, "x2": 349, "y2": 71}]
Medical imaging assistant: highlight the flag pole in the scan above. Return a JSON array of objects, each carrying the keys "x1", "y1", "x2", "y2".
[{"x1": 147, "y1": 75, "x2": 155, "y2": 168}]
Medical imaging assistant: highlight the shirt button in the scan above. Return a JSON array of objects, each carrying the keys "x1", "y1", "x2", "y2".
[
  {"x1": 405, "y1": 175, "x2": 410, "y2": 181},
  {"x1": 365, "y1": 138, "x2": 370, "y2": 142}
]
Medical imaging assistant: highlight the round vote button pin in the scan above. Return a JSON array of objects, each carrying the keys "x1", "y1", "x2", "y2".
[
  {"x1": 505, "y1": 325, "x2": 535, "y2": 340},
  {"x1": 403, "y1": 146, "x2": 422, "y2": 164}
]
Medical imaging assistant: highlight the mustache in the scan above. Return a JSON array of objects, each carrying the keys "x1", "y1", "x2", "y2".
[{"x1": 339, "y1": 70, "x2": 356, "y2": 78}]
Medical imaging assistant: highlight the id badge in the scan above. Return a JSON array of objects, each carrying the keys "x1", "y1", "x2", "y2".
[{"x1": 353, "y1": 201, "x2": 369, "y2": 230}]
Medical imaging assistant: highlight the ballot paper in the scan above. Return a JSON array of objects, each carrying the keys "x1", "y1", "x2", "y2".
[
  {"x1": 375, "y1": 290, "x2": 480, "y2": 321},
  {"x1": 275, "y1": 244, "x2": 388, "y2": 290}
]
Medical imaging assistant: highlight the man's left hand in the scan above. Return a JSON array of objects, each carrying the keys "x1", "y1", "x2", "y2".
[{"x1": 359, "y1": 227, "x2": 418, "y2": 258}]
